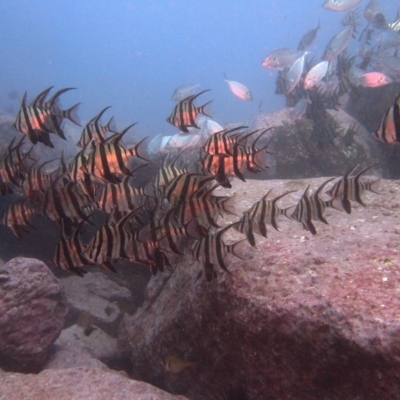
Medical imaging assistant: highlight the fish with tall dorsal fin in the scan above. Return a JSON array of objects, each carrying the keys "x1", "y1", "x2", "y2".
[
  {"x1": 167, "y1": 89, "x2": 212, "y2": 133},
  {"x1": 326, "y1": 164, "x2": 380, "y2": 214}
]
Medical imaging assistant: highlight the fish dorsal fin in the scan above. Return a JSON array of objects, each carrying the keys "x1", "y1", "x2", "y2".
[
  {"x1": 94, "y1": 106, "x2": 112, "y2": 124},
  {"x1": 47, "y1": 87, "x2": 76, "y2": 109},
  {"x1": 31, "y1": 86, "x2": 54, "y2": 107}
]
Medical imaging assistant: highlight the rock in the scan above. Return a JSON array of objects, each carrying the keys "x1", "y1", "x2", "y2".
[
  {"x1": 45, "y1": 325, "x2": 121, "y2": 369},
  {"x1": 254, "y1": 107, "x2": 387, "y2": 179},
  {"x1": 0, "y1": 258, "x2": 68, "y2": 372},
  {"x1": 0, "y1": 366, "x2": 189, "y2": 400},
  {"x1": 119, "y1": 177, "x2": 400, "y2": 400},
  {"x1": 61, "y1": 272, "x2": 132, "y2": 337}
]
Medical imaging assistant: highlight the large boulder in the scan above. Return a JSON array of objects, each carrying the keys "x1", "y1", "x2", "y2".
[
  {"x1": 254, "y1": 107, "x2": 388, "y2": 179},
  {"x1": 0, "y1": 258, "x2": 68, "y2": 372},
  {"x1": 119, "y1": 177, "x2": 400, "y2": 400},
  {"x1": 0, "y1": 366, "x2": 189, "y2": 400}
]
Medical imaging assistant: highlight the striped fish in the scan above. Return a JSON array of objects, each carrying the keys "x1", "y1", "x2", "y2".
[
  {"x1": 77, "y1": 106, "x2": 114, "y2": 148},
  {"x1": 174, "y1": 184, "x2": 235, "y2": 229},
  {"x1": 21, "y1": 158, "x2": 57, "y2": 202},
  {"x1": 138, "y1": 208, "x2": 198, "y2": 255},
  {"x1": 66, "y1": 148, "x2": 98, "y2": 201},
  {"x1": 167, "y1": 90, "x2": 212, "y2": 133},
  {"x1": 289, "y1": 178, "x2": 343, "y2": 235},
  {"x1": 326, "y1": 164, "x2": 380, "y2": 214},
  {"x1": 373, "y1": 92, "x2": 400, "y2": 144},
  {"x1": 235, "y1": 190, "x2": 296, "y2": 246},
  {"x1": 96, "y1": 176, "x2": 147, "y2": 216},
  {"x1": 192, "y1": 223, "x2": 248, "y2": 281},
  {"x1": 0, "y1": 151, "x2": 25, "y2": 195},
  {"x1": 201, "y1": 127, "x2": 247, "y2": 156},
  {"x1": 37, "y1": 178, "x2": 95, "y2": 234},
  {"x1": 82, "y1": 124, "x2": 149, "y2": 184},
  {"x1": 154, "y1": 150, "x2": 189, "y2": 188},
  {"x1": 1, "y1": 197, "x2": 36, "y2": 238},
  {"x1": 13, "y1": 89, "x2": 80, "y2": 148},
  {"x1": 163, "y1": 172, "x2": 215, "y2": 207},
  {"x1": 50, "y1": 218, "x2": 92, "y2": 277}
]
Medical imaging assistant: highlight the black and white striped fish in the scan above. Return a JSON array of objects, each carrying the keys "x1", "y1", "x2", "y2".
[
  {"x1": 288, "y1": 178, "x2": 343, "y2": 235},
  {"x1": 192, "y1": 223, "x2": 248, "y2": 281},
  {"x1": 326, "y1": 164, "x2": 380, "y2": 214},
  {"x1": 166, "y1": 90, "x2": 212, "y2": 133},
  {"x1": 235, "y1": 189, "x2": 295, "y2": 246},
  {"x1": 373, "y1": 92, "x2": 400, "y2": 144}
]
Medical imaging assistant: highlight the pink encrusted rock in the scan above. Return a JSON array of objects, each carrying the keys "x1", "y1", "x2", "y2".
[
  {"x1": 0, "y1": 257, "x2": 68, "y2": 372},
  {"x1": 119, "y1": 177, "x2": 400, "y2": 400},
  {"x1": 0, "y1": 366, "x2": 189, "y2": 400}
]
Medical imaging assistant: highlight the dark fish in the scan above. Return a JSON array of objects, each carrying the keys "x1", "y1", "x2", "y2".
[
  {"x1": 192, "y1": 223, "x2": 248, "y2": 281},
  {"x1": 50, "y1": 218, "x2": 92, "y2": 277},
  {"x1": 163, "y1": 172, "x2": 215, "y2": 207},
  {"x1": 373, "y1": 92, "x2": 400, "y2": 144},
  {"x1": 326, "y1": 164, "x2": 380, "y2": 214},
  {"x1": 166, "y1": 90, "x2": 212, "y2": 133},
  {"x1": 1, "y1": 197, "x2": 36, "y2": 238},
  {"x1": 288, "y1": 178, "x2": 343, "y2": 235},
  {"x1": 297, "y1": 19, "x2": 321, "y2": 51},
  {"x1": 21, "y1": 158, "x2": 57, "y2": 202},
  {"x1": 37, "y1": 178, "x2": 94, "y2": 234}
]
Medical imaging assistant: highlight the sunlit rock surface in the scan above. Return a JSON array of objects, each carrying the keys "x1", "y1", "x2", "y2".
[
  {"x1": 45, "y1": 324, "x2": 121, "y2": 371},
  {"x1": 0, "y1": 366, "x2": 189, "y2": 400},
  {"x1": 0, "y1": 258, "x2": 67, "y2": 372},
  {"x1": 61, "y1": 272, "x2": 132, "y2": 337},
  {"x1": 119, "y1": 177, "x2": 400, "y2": 400}
]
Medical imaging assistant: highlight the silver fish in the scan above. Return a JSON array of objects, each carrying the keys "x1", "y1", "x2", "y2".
[
  {"x1": 261, "y1": 48, "x2": 301, "y2": 70},
  {"x1": 297, "y1": 19, "x2": 321, "y2": 51},
  {"x1": 322, "y1": 0, "x2": 362, "y2": 11},
  {"x1": 323, "y1": 25, "x2": 353, "y2": 60},
  {"x1": 304, "y1": 60, "x2": 329, "y2": 90},
  {"x1": 285, "y1": 52, "x2": 308, "y2": 94},
  {"x1": 171, "y1": 83, "x2": 200, "y2": 102},
  {"x1": 224, "y1": 74, "x2": 253, "y2": 101},
  {"x1": 292, "y1": 97, "x2": 309, "y2": 121}
]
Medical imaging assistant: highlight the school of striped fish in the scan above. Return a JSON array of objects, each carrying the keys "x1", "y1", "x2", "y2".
[
  {"x1": 2, "y1": 0, "x2": 400, "y2": 282},
  {"x1": 0, "y1": 80, "x2": 384, "y2": 282}
]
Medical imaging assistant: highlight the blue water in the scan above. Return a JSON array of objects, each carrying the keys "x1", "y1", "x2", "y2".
[{"x1": 0, "y1": 0, "x2": 398, "y2": 141}]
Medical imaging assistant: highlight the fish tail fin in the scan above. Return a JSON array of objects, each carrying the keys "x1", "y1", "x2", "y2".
[
  {"x1": 367, "y1": 178, "x2": 381, "y2": 195},
  {"x1": 221, "y1": 195, "x2": 237, "y2": 216},
  {"x1": 283, "y1": 205, "x2": 296, "y2": 220},
  {"x1": 327, "y1": 195, "x2": 344, "y2": 212},
  {"x1": 130, "y1": 137, "x2": 150, "y2": 162},
  {"x1": 228, "y1": 239, "x2": 249, "y2": 260},
  {"x1": 63, "y1": 103, "x2": 81, "y2": 126},
  {"x1": 199, "y1": 100, "x2": 213, "y2": 118}
]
